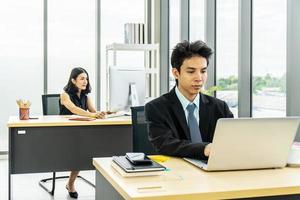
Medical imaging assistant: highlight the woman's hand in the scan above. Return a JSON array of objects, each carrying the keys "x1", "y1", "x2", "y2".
[
  {"x1": 98, "y1": 111, "x2": 106, "y2": 119},
  {"x1": 91, "y1": 112, "x2": 105, "y2": 119},
  {"x1": 92, "y1": 111, "x2": 106, "y2": 119}
]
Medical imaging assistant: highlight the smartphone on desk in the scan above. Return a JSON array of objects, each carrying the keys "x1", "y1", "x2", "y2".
[{"x1": 125, "y1": 152, "x2": 152, "y2": 165}]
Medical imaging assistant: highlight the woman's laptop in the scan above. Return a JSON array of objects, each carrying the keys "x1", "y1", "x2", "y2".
[{"x1": 184, "y1": 117, "x2": 300, "y2": 171}]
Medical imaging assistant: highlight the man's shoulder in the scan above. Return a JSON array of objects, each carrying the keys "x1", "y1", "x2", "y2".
[
  {"x1": 146, "y1": 92, "x2": 172, "y2": 107},
  {"x1": 201, "y1": 93, "x2": 227, "y2": 106}
]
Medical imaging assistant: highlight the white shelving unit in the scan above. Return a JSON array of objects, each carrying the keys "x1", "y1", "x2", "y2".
[{"x1": 106, "y1": 43, "x2": 160, "y2": 109}]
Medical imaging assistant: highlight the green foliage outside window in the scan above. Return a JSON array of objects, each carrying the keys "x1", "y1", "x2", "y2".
[
  {"x1": 216, "y1": 73, "x2": 286, "y2": 93},
  {"x1": 201, "y1": 86, "x2": 220, "y2": 96}
]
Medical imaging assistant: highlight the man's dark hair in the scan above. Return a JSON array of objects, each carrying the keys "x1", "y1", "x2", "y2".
[
  {"x1": 64, "y1": 67, "x2": 91, "y2": 95},
  {"x1": 171, "y1": 40, "x2": 213, "y2": 72}
]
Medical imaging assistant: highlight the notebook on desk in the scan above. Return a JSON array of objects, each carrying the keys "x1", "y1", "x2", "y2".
[
  {"x1": 111, "y1": 161, "x2": 164, "y2": 177},
  {"x1": 112, "y1": 156, "x2": 166, "y2": 173},
  {"x1": 184, "y1": 117, "x2": 300, "y2": 171}
]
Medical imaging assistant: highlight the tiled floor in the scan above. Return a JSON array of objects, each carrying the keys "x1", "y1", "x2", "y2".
[{"x1": 0, "y1": 158, "x2": 95, "y2": 200}]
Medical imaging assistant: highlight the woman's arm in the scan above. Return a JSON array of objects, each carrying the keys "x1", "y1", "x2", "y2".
[
  {"x1": 60, "y1": 92, "x2": 102, "y2": 118},
  {"x1": 87, "y1": 96, "x2": 97, "y2": 113},
  {"x1": 87, "y1": 96, "x2": 106, "y2": 117}
]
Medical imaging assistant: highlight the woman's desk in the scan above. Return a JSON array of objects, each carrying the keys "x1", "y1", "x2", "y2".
[
  {"x1": 93, "y1": 157, "x2": 300, "y2": 200},
  {"x1": 7, "y1": 115, "x2": 132, "y2": 200},
  {"x1": 7, "y1": 115, "x2": 131, "y2": 127}
]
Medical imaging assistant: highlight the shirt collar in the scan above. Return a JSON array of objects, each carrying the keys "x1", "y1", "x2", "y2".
[{"x1": 175, "y1": 86, "x2": 200, "y2": 110}]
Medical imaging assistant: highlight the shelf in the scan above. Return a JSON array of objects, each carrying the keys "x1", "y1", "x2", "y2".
[
  {"x1": 106, "y1": 42, "x2": 160, "y2": 106},
  {"x1": 106, "y1": 43, "x2": 159, "y2": 51},
  {"x1": 145, "y1": 68, "x2": 159, "y2": 74}
]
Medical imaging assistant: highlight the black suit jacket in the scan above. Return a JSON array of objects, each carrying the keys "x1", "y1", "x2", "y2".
[{"x1": 145, "y1": 87, "x2": 233, "y2": 160}]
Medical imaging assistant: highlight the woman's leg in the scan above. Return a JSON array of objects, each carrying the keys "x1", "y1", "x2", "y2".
[{"x1": 67, "y1": 170, "x2": 79, "y2": 192}]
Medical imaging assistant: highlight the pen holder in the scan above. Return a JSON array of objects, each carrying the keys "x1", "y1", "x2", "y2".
[{"x1": 19, "y1": 108, "x2": 29, "y2": 120}]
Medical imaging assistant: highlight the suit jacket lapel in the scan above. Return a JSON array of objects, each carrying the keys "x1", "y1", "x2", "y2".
[
  {"x1": 168, "y1": 88, "x2": 190, "y2": 140},
  {"x1": 199, "y1": 93, "x2": 210, "y2": 141}
]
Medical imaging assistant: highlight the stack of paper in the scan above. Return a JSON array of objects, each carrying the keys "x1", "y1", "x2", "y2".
[{"x1": 111, "y1": 156, "x2": 166, "y2": 177}]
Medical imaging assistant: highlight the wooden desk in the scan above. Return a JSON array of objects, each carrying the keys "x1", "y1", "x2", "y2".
[
  {"x1": 7, "y1": 115, "x2": 132, "y2": 200},
  {"x1": 93, "y1": 157, "x2": 300, "y2": 200}
]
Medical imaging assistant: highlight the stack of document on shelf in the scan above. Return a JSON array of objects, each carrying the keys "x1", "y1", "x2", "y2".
[
  {"x1": 124, "y1": 23, "x2": 144, "y2": 44},
  {"x1": 111, "y1": 156, "x2": 166, "y2": 177}
]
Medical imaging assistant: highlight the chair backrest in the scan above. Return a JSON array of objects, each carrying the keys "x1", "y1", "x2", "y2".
[
  {"x1": 130, "y1": 106, "x2": 156, "y2": 155},
  {"x1": 42, "y1": 94, "x2": 60, "y2": 115}
]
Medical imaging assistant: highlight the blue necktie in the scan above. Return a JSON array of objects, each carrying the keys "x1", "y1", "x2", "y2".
[{"x1": 187, "y1": 103, "x2": 202, "y2": 142}]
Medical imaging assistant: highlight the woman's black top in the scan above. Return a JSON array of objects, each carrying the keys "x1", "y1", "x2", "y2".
[{"x1": 59, "y1": 92, "x2": 88, "y2": 115}]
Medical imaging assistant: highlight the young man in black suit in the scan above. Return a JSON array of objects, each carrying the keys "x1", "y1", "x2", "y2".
[{"x1": 145, "y1": 40, "x2": 233, "y2": 160}]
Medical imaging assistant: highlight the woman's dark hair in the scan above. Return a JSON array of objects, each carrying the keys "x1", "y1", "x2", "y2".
[
  {"x1": 171, "y1": 40, "x2": 213, "y2": 72},
  {"x1": 63, "y1": 67, "x2": 91, "y2": 95}
]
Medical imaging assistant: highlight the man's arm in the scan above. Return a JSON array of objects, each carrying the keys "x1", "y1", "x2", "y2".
[
  {"x1": 223, "y1": 101, "x2": 234, "y2": 118},
  {"x1": 205, "y1": 100, "x2": 234, "y2": 157},
  {"x1": 145, "y1": 102, "x2": 209, "y2": 160}
]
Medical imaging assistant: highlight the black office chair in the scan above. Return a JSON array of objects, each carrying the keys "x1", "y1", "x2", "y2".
[
  {"x1": 39, "y1": 94, "x2": 94, "y2": 196},
  {"x1": 41, "y1": 94, "x2": 61, "y2": 116},
  {"x1": 130, "y1": 106, "x2": 157, "y2": 154}
]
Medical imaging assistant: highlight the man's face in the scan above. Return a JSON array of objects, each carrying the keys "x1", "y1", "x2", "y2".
[{"x1": 172, "y1": 56, "x2": 208, "y2": 101}]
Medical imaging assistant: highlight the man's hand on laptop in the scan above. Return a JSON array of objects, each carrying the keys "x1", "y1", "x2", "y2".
[{"x1": 204, "y1": 143, "x2": 212, "y2": 157}]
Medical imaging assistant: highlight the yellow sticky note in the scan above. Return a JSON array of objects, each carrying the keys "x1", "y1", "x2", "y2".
[{"x1": 148, "y1": 155, "x2": 170, "y2": 163}]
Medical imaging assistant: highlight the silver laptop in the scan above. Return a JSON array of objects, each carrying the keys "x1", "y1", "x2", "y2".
[{"x1": 184, "y1": 117, "x2": 300, "y2": 171}]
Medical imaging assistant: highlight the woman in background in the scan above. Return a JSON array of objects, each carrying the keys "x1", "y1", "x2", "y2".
[{"x1": 60, "y1": 67, "x2": 105, "y2": 198}]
